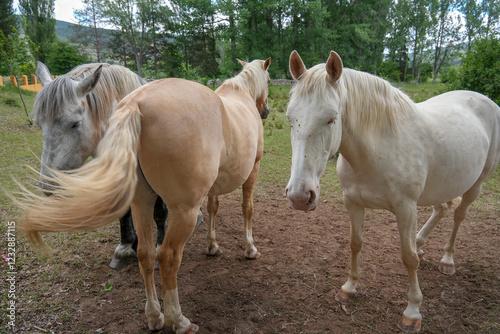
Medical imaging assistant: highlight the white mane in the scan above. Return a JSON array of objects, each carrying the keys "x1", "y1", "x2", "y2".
[{"x1": 290, "y1": 64, "x2": 416, "y2": 135}]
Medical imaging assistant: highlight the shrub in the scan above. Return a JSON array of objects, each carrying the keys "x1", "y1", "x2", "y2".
[
  {"x1": 378, "y1": 61, "x2": 401, "y2": 82},
  {"x1": 454, "y1": 37, "x2": 500, "y2": 105}
]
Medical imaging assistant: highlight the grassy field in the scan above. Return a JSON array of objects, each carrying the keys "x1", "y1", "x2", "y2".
[
  {"x1": 1, "y1": 80, "x2": 499, "y2": 218},
  {"x1": 0, "y1": 80, "x2": 499, "y2": 332}
]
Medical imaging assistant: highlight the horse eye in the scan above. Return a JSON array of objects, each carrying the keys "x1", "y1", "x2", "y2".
[
  {"x1": 72, "y1": 121, "x2": 81, "y2": 129},
  {"x1": 327, "y1": 118, "x2": 335, "y2": 125}
]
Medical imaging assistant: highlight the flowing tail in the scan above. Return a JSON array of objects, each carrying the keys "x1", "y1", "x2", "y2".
[{"x1": 14, "y1": 101, "x2": 142, "y2": 247}]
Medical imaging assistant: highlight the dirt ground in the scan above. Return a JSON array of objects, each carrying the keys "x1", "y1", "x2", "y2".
[{"x1": 11, "y1": 186, "x2": 500, "y2": 334}]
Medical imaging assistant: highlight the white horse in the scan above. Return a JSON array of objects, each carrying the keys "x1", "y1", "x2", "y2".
[{"x1": 285, "y1": 50, "x2": 500, "y2": 333}]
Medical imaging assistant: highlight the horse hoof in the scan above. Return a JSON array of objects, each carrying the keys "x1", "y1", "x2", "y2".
[
  {"x1": 438, "y1": 262, "x2": 456, "y2": 276},
  {"x1": 245, "y1": 251, "x2": 261, "y2": 260},
  {"x1": 174, "y1": 323, "x2": 199, "y2": 334},
  {"x1": 335, "y1": 289, "x2": 355, "y2": 305},
  {"x1": 109, "y1": 256, "x2": 135, "y2": 269},
  {"x1": 148, "y1": 313, "x2": 165, "y2": 331},
  {"x1": 398, "y1": 315, "x2": 422, "y2": 333},
  {"x1": 417, "y1": 249, "x2": 424, "y2": 260},
  {"x1": 206, "y1": 247, "x2": 223, "y2": 257}
]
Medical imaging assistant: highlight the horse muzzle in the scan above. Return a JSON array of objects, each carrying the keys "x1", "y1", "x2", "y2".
[
  {"x1": 285, "y1": 186, "x2": 318, "y2": 212},
  {"x1": 260, "y1": 106, "x2": 270, "y2": 119},
  {"x1": 38, "y1": 178, "x2": 57, "y2": 197}
]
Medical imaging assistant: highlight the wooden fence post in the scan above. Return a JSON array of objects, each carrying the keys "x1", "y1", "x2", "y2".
[{"x1": 10, "y1": 75, "x2": 18, "y2": 87}]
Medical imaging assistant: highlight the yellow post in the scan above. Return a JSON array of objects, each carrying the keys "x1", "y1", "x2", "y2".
[
  {"x1": 10, "y1": 75, "x2": 17, "y2": 87},
  {"x1": 0, "y1": 76, "x2": 3, "y2": 87},
  {"x1": 22, "y1": 75, "x2": 28, "y2": 86}
]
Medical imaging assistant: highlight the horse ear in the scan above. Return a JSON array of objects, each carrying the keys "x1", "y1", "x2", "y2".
[
  {"x1": 75, "y1": 65, "x2": 103, "y2": 98},
  {"x1": 263, "y1": 57, "x2": 271, "y2": 71},
  {"x1": 37, "y1": 61, "x2": 53, "y2": 87},
  {"x1": 326, "y1": 51, "x2": 343, "y2": 82},
  {"x1": 289, "y1": 50, "x2": 307, "y2": 80},
  {"x1": 237, "y1": 58, "x2": 247, "y2": 67}
]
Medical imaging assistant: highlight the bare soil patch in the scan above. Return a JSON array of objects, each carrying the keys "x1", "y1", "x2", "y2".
[{"x1": 11, "y1": 188, "x2": 500, "y2": 334}]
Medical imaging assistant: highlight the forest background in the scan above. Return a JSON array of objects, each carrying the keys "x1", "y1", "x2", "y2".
[{"x1": 0, "y1": 0, "x2": 499, "y2": 93}]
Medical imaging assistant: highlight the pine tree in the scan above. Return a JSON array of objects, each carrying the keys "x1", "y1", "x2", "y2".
[{"x1": 18, "y1": 0, "x2": 57, "y2": 63}]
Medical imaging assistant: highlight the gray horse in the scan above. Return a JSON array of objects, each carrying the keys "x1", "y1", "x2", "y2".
[{"x1": 34, "y1": 62, "x2": 168, "y2": 268}]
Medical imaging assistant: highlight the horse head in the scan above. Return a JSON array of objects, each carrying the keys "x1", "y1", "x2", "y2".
[
  {"x1": 34, "y1": 62, "x2": 104, "y2": 194},
  {"x1": 237, "y1": 58, "x2": 271, "y2": 119},
  {"x1": 285, "y1": 50, "x2": 344, "y2": 212}
]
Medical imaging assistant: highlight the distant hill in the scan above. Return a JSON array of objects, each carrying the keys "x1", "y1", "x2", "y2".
[
  {"x1": 55, "y1": 19, "x2": 77, "y2": 42},
  {"x1": 16, "y1": 16, "x2": 112, "y2": 43}
]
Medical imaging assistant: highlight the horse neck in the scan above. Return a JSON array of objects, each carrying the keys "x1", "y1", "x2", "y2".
[{"x1": 216, "y1": 83, "x2": 255, "y2": 106}]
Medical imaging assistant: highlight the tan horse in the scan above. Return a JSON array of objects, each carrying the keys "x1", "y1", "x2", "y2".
[{"x1": 16, "y1": 57, "x2": 271, "y2": 333}]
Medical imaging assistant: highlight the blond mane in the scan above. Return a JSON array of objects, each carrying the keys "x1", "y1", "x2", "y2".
[
  {"x1": 217, "y1": 60, "x2": 269, "y2": 100},
  {"x1": 290, "y1": 64, "x2": 416, "y2": 135},
  {"x1": 33, "y1": 63, "x2": 146, "y2": 130}
]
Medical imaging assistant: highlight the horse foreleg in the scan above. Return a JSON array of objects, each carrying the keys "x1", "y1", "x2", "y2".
[
  {"x1": 242, "y1": 161, "x2": 260, "y2": 259},
  {"x1": 395, "y1": 203, "x2": 423, "y2": 333},
  {"x1": 109, "y1": 209, "x2": 138, "y2": 269},
  {"x1": 158, "y1": 207, "x2": 199, "y2": 334},
  {"x1": 336, "y1": 194, "x2": 364, "y2": 305},
  {"x1": 205, "y1": 195, "x2": 222, "y2": 256},
  {"x1": 440, "y1": 187, "x2": 480, "y2": 275},
  {"x1": 416, "y1": 201, "x2": 452, "y2": 260},
  {"x1": 132, "y1": 179, "x2": 164, "y2": 331}
]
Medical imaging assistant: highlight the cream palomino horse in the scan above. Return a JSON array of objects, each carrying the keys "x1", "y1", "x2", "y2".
[
  {"x1": 285, "y1": 50, "x2": 500, "y2": 333},
  {"x1": 34, "y1": 61, "x2": 168, "y2": 269},
  {"x1": 17, "y1": 58, "x2": 271, "y2": 333}
]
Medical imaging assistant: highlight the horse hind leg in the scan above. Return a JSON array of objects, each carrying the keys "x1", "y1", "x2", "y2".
[
  {"x1": 241, "y1": 161, "x2": 260, "y2": 259},
  {"x1": 152, "y1": 197, "x2": 203, "y2": 267},
  {"x1": 132, "y1": 180, "x2": 165, "y2": 330},
  {"x1": 416, "y1": 199, "x2": 457, "y2": 260},
  {"x1": 109, "y1": 209, "x2": 138, "y2": 269},
  {"x1": 157, "y1": 207, "x2": 200, "y2": 333},
  {"x1": 439, "y1": 186, "x2": 482, "y2": 276},
  {"x1": 206, "y1": 195, "x2": 222, "y2": 256}
]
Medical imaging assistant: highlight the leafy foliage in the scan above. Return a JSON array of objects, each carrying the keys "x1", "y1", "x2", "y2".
[
  {"x1": 18, "y1": 0, "x2": 57, "y2": 63},
  {"x1": 453, "y1": 37, "x2": 500, "y2": 104},
  {"x1": 45, "y1": 40, "x2": 90, "y2": 75}
]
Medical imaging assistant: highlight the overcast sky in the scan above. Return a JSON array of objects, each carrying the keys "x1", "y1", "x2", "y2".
[{"x1": 14, "y1": 0, "x2": 84, "y2": 23}]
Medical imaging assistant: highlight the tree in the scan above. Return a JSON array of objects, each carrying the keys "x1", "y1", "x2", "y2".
[
  {"x1": 454, "y1": 37, "x2": 500, "y2": 105},
  {"x1": 46, "y1": 40, "x2": 89, "y2": 74},
  {"x1": 323, "y1": 0, "x2": 392, "y2": 74},
  {"x1": 166, "y1": 0, "x2": 219, "y2": 79},
  {"x1": 482, "y1": 0, "x2": 500, "y2": 38},
  {"x1": 18, "y1": 0, "x2": 57, "y2": 63},
  {"x1": 0, "y1": 0, "x2": 17, "y2": 37},
  {"x1": 458, "y1": 0, "x2": 484, "y2": 50},
  {"x1": 0, "y1": 28, "x2": 35, "y2": 124},
  {"x1": 386, "y1": 0, "x2": 412, "y2": 81},
  {"x1": 0, "y1": 0, "x2": 18, "y2": 75},
  {"x1": 407, "y1": 0, "x2": 435, "y2": 84},
  {"x1": 103, "y1": 0, "x2": 154, "y2": 77},
  {"x1": 430, "y1": 0, "x2": 461, "y2": 82},
  {"x1": 72, "y1": 0, "x2": 108, "y2": 62}
]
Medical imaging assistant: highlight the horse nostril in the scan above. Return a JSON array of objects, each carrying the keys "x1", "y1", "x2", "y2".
[{"x1": 308, "y1": 190, "x2": 316, "y2": 205}]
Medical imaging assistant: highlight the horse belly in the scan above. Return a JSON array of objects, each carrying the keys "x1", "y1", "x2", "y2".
[
  {"x1": 209, "y1": 142, "x2": 259, "y2": 196},
  {"x1": 416, "y1": 116, "x2": 491, "y2": 206}
]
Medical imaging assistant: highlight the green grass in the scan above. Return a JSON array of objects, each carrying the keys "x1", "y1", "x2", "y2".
[{"x1": 395, "y1": 81, "x2": 452, "y2": 103}]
